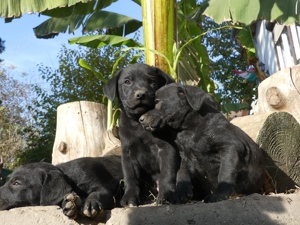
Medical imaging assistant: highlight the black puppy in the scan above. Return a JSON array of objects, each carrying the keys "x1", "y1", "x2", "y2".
[
  {"x1": 139, "y1": 83, "x2": 266, "y2": 203},
  {"x1": 0, "y1": 155, "x2": 123, "y2": 218},
  {"x1": 103, "y1": 63, "x2": 179, "y2": 206}
]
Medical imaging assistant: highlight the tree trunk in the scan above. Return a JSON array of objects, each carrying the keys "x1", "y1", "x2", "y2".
[
  {"x1": 141, "y1": 0, "x2": 177, "y2": 78},
  {"x1": 52, "y1": 101, "x2": 120, "y2": 165}
]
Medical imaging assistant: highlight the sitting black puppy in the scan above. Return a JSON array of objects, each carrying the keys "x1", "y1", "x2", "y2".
[
  {"x1": 139, "y1": 83, "x2": 266, "y2": 203},
  {"x1": 0, "y1": 155, "x2": 123, "y2": 218},
  {"x1": 103, "y1": 63, "x2": 180, "y2": 206}
]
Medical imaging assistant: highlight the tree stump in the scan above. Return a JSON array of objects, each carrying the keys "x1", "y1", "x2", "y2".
[
  {"x1": 52, "y1": 101, "x2": 120, "y2": 165},
  {"x1": 256, "y1": 112, "x2": 300, "y2": 193}
]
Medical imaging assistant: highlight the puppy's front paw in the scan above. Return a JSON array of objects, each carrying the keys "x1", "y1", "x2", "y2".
[
  {"x1": 156, "y1": 188, "x2": 176, "y2": 205},
  {"x1": 120, "y1": 193, "x2": 139, "y2": 207},
  {"x1": 82, "y1": 198, "x2": 103, "y2": 218},
  {"x1": 62, "y1": 192, "x2": 82, "y2": 219},
  {"x1": 174, "y1": 181, "x2": 193, "y2": 203},
  {"x1": 203, "y1": 193, "x2": 228, "y2": 203}
]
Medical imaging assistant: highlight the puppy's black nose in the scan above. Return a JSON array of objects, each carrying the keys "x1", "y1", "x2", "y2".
[{"x1": 135, "y1": 91, "x2": 146, "y2": 100}]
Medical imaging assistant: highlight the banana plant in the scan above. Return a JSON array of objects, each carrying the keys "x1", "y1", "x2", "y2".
[
  {"x1": 33, "y1": 0, "x2": 142, "y2": 39},
  {"x1": 203, "y1": 0, "x2": 300, "y2": 25},
  {"x1": 1, "y1": 0, "x2": 92, "y2": 19},
  {"x1": 2, "y1": 0, "x2": 300, "y2": 25}
]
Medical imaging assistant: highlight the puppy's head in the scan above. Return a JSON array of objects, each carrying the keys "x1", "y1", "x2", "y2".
[
  {"x1": 139, "y1": 84, "x2": 218, "y2": 131},
  {"x1": 0, "y1": 162, "x2": 72, "y2": 210},
  {"x1": 103, "y1": 63, "x2": 174, "y2": 118}
]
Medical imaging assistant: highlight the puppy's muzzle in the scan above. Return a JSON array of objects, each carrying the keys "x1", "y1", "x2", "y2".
[{"x1": 139, "y1": 113, "x2": 163, "y2": 132}]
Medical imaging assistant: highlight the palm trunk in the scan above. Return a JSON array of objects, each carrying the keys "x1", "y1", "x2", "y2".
[{"x1": 141, "y1": 0, "x2": 177, "y2": 79}]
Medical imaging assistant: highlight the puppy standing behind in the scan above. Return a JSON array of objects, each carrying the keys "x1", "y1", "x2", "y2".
[
  {"x1": 103, "y1": 63, "x2": 180, "y2": 206},
  {"x1": 140, "y1": 83, "x2": 266, "y2": 203},
  {"x1": 0, "y1": 155, "x2": 123, "y2": 218}
]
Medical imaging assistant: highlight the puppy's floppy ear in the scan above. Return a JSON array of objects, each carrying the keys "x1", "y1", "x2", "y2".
[
  {"x1": 39, "y1": 169, "x2": 73, "y2": 206},
  {"x1": 103, "y1": 69, "x2": 123, "y2": 101},
  {"x1": 181, "y1": 86, "x2": 208, "y2": 111},
  {"x1": 155, "y1": 67, "x2": 175, "y2": 86}
]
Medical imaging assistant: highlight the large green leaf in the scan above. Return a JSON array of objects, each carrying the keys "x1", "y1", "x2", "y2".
[
  {"x1": 0, "y1": 0, "x2": 92, "y2": 18},
  {"x1": 34, "y1": 10, "x2": 142, "y2": 39},
  {"x1": 204, "y1": 0, "x2": 300, "y2": 25},
  {"x1": 68, "y1": 35, "x2": 143, "y2": 48},
  {"x1": 39, "y1": 0, "x2": 116, "y2": 17},
  {"x1": 83, "y1": 11, "x2": 142, "y2": 35},
  {"x1": 33, "y1": 16, "x2": 84, "y2": 39}
]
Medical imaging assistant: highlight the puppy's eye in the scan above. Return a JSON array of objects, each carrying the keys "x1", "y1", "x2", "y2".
[
  {"x1": 12, "y1": 181, "x2": 21, "y2": 186},
  {"x1": 149, "y1": 79, "x2": 156, "y2": 84},
  {"x1": 155, "y1": 99, "x2": 160, "y2": 104},
  {"x1": 124, "y1": 79, "x2": 131, "y2": 85}
]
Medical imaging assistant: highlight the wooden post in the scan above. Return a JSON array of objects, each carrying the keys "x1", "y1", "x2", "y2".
[{"x1": 52, "y1": 101, "x2": 120, "y2": 165}]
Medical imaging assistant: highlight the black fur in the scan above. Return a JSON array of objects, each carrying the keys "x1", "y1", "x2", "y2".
[
  {"x1": 139, "y1": 83, "x2": 266, "y2": 203},
  {"x1": 0, "y1": 155, "x2": 123, "y2": 218},
  {"x1": 103, "y1": 63, "x2": 179, "y2": 206}
]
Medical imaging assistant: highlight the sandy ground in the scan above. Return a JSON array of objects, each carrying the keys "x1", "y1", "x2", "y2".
[{"x1": 1, "y1": 192, "x2": 300, "y2": 225}]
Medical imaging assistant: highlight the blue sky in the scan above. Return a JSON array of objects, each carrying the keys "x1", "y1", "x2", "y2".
[{"x1": 0, "y1": 0, "x2": 142, "y2": 87}]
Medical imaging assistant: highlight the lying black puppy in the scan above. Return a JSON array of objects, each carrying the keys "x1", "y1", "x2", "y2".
[
  {"x1": 103, "y1": 63, "x2": 180, "y2": 206},
  {"x1": 139, "y1": 83, "x2": 266, "y2": 203},
  {"x1": 0, "y1": 155, "x2": 123, "y2": 218}
]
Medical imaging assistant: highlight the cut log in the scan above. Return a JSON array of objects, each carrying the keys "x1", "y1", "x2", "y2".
[
  {"x1": 231, "y1": 112, "x2": 300, "y2": 193},
  {"x1": 256, "y1": 112, "x2": 300, "y2": 193},
  {"x1": 253, "y1": 64, "x2": 300, "y2": 124},
  {"x1": 52, "y1": 101, "x2": 120, "y2": 165}
]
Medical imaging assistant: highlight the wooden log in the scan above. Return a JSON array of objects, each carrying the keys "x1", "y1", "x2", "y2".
[
  {"x1": 232, "y1": 112, "x2": 300, "y2": 193},
  {"x1": 256, "y1": 112, "x2": 300, "y2": 193},
  {"x1": 253, "y1": 64, "x2": 300, "y2": 124},
  {"x1": 52, "y1": 101, "x2": 120, "y2": 165}
]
